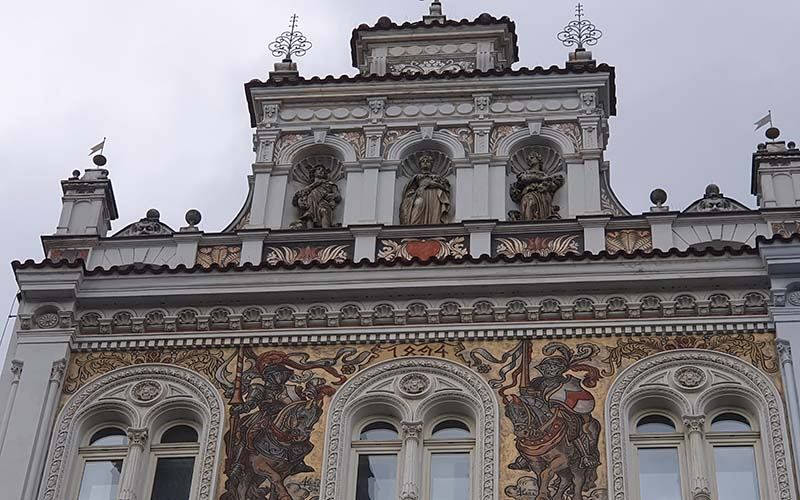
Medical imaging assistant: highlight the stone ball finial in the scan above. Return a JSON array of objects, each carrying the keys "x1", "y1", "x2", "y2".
[
  {"x1": 185, "y1": 209, "x2": 202, "y2": 226},
  {"x1": 789, "y1": 141, "x2": 797, "y2": 150},
  {"x1": 71, "y1": 170, "x2": 81, "y2": 179},
  {"x1": 766, "y1": 127, "x2": 781, "y2": 141},
  {"x1": 757, "y1": 143, "x2": 767, "y2": 151},
  {"x1": 705, "y1": 184, "x2": 721, "y2": 197},
  {"x1": 376, "y1": 16, "x2": 392, "y2": 28},
  {"x1": 650, "y1": 188, "x2": 668, "y2": 206},
  {"x1": 92, "y1": 154, "x2": 107, "y2": 167},
  {"x1": 146, "y1": 208, "x2": 160, "y2": 220}
]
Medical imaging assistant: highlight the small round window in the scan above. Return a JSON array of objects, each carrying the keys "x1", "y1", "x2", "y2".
[
  {"x1": 431, "y1": 420, "x2": 471, "y2": 439},
  {"x1": 635, "y1": 415, "x2": 677, "y2": 433},
  {"x1": 360, "y1": 422, "x2": 399, "y2": 441}
]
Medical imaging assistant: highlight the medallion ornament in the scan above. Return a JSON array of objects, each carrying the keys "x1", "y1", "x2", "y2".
[
  {"x1": 35, "y1": 312, "x2": 60, "y2": 330},
  {"x1": 130, "y1": 380, "x2": 163, "y2": 404},
  {"x1": 674, "y1": 366, "x2": 706, "y2": 390},
  {"x1": 398, "y1": 373, "x2": 431, "y2": 397}
]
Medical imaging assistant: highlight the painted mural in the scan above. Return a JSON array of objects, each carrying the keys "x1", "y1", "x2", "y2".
[{"x1": 60, "y1": 332, "x2": 782, "y2": 500}]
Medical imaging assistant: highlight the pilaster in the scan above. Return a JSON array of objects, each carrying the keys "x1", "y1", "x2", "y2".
[
  {"x1": 173, "y1": 231, "x2": 202, "y2": 267},
  {"x1": 646, "y1": 212, "x2": 678, "y2": 251},
  {"x1": 682, "y1": 415, "x2": 711, "y2": 500},
  {"x1": 465, "y1": 221, "x2": 496, "y2": 258},
  {"x1": 239, "y1": 230, "x2": 269, "y2": 265},
  {"x1": 350, "y1": 225, "x2": 382, "y2": 262},
  {"x1": 399, "y1": 421, "x2": 423, "y2": 500},
  {"x1": 578, "y1": 215, "x2": 610, "y2": 254},
  {"x1": 119, "y1": 428, "x2": 149, "y2": 500}
]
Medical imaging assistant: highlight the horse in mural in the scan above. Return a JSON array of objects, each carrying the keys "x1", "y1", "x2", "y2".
[{"x1": 223, "y1": 398, "x2": 324, "y2": 500}]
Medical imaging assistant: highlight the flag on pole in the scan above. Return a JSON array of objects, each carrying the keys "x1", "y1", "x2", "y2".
[
  {"x1": 754, "y1": 112, "x2": 772, "y2": 131},
  {"x1": 89, "y1": 138, "x2": 106, "y2": 156}
]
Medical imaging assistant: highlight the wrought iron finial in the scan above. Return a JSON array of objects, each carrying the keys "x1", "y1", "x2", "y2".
[
  {"x1": 268, "y1": 14, "x2": 312, "y2": 63},
  {"x1": 558, "y1": 3, "x2": 603, "y2": 50}
]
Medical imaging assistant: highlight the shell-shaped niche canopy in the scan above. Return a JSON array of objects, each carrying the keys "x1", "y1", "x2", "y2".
[
  {"x1": 509, "y1": 145, "x2": 565, "y2": 176},
  {"x1": 399, "y1": 150, "x2": 454, "y2": 178},
  {"x1": 292, "y1": 155, "x2": 345, "y2": 186}
]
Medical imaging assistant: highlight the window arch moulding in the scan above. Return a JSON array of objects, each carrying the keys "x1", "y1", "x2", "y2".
[
  {"x1": 605, "y1": 349, "x2": 797, "y2": 500},
  {"x1": 320, "y1": 356, "x2": 500, "y2": 500},
  {"x1": 39, "y1": 364, "x2": 225, "y2": 500}
]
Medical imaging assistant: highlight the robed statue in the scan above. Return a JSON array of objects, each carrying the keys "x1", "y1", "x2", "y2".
[
  {"x1": 509, "y1": 152, "x2": 565, "y2": 221},
  {"x1": 399, "y1": 152, "x2": 451, "y2": 225},
  {"x1": 292, "y1": 164, "x2": 341, "y2": 229}
]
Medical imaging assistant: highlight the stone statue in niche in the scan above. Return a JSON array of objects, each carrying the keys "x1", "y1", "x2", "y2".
[
  {"x1": 399, "y1": 152, "x2": 451, "y2": 225},
  {"x1": 291, "y1": 164, "x2": 342, "y2": 229},
  {"x1": 509, "y1": 152, "x2": 565, "y2": 221}
]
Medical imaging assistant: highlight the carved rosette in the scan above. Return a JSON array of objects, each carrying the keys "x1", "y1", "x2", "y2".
[
  {"x1": 397, "y1": 374, "x2": 431, "y2": 399},
  {"x1": 35, "y1": 312, "x2": 60, "y2": 330},
  {"x1": 130, "y1": 380, "x2": 163, "y2": 405},
  {"x1": 674, "y1": 366, "x2": 707, "y2": 391}
]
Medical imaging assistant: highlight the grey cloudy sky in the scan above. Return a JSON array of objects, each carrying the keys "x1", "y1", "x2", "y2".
[{"x1": 1, "y1": 0, "x2": 798, "y2": 355}]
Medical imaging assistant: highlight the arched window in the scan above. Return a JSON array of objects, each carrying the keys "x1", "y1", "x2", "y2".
[
  {"x1": 76, "y1": 427, "x2": 128, "y2": 500},
  {"x1": 147, "y1": 423, "x2": 201, "y2": 500},
  {"x1": 323, "y1": 357, "x2": 498, "y2": 500},
  {"x1": 606, "y1": 350, "x2": 796, "y2": 500},
  {"x1": 42, "y1": 365, "x2": 224, "y2": 500}
]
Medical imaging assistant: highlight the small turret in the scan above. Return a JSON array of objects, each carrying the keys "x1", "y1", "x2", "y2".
[
  {"x1": 752, "y1": 127, "x2": 800, "y2": 208},
  {"x1": 55, "y1": 154, "x2": 118, "y2": 236}
]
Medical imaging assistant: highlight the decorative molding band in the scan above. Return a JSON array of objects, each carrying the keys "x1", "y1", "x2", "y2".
[{"x1": 69, "y1": 319, "x2": 776, "y2": 352}]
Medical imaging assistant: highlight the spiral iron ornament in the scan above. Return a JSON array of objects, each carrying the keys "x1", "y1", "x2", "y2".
[
  {"x1": 268, "y1": 14, "x2": 312, "y2": 62},
  {"x1": 557, "y1": 3, "x2": 603, "y2": 49}
]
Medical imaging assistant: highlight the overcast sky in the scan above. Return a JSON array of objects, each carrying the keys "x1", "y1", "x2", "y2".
[{"x1": 0, "y1": 0, "x2": 798, "y2": 357}]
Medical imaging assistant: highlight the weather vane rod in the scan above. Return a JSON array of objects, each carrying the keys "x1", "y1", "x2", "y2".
[
  {"x1": 268, "y1": 14, "x2": 312, "y2": 63},
  {"x1": 558, "y1": 3, "x2": 603, "y2": 50}
]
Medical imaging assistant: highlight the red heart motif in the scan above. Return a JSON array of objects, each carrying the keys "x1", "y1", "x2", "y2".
[{"x1": 404, "y1": 240, "x2": 443, "y2": 261}]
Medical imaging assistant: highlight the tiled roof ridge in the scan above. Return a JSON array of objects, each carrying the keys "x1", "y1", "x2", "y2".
[{"x1": 15, "y1": 233, "x2": 794, "y2": 277}]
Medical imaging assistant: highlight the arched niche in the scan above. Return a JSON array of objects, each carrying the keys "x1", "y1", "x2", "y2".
[
  {"x1": 40, "y1": 364, "x2": 225, "y2": 500},
  {"x1": 279, "y1": 141, "x2": 352, "y2": 229},
  {"x1": 503, "y1": 138, "x2": 569, "y2": 221},
  {"x1": 394, "y1": 148, "x2": 457, "y2": 225},
  {"x1": 320, "y1": 356, "x2": 500, "y2": 500}
]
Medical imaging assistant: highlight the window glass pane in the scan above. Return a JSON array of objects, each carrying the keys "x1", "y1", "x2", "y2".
[
  {"x1": 89, "y1": 428, "x2": 128, "y2": 446},
  {"x1": 638, "y1": 448, "x2": 681, "y2": 500},
  {"x1": 355, "y1": 454, "x2": 397, "y2": 500},
  {"x1": 711, "y1": 413, "x2": 752, "y2": 432},
  {"x1": 160, "y1": 425, "x2": 199, "y2": 444},
  {"x1": 150, "y1": 457, "x2": 195, "y2": 500},
  {"x1": 360, "y1": 422, "x2": 399, "y2": 441},
  {"x1": 77, "y1": 460, "x2": 123, "y2": 500},
  {"x1": 635, "y1": 415, "x2": 676, "y2": 433},
  {"x1": 429, "y1": 453, "x2": 470, "y2": 500},
  {"x1": 714, "y1": 446, "x2": 759, "y2": 500},
  {"x1": 431, "y1": 420, "x2": 471, "y2": 439}
]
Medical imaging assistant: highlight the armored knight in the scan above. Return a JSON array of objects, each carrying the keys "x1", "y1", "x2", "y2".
[
  {"x1": 509, "y1": 151, "x2": 565, "y2": 221},
  {"x1": 399, "y1": 152, "x2": 452, "y2": 225},
  {"x1": 292, "y1": 164, "x2": 341, "y2": 229}
]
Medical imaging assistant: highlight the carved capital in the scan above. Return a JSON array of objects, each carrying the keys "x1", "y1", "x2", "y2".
[
  {"x1": 682, "y1": 415, "x2": 706, "y2": 434},
  {"x1": 10, "y1": 360, "x2": 23, "y2": 383},
  {"x1": 777, "y1": 339, "x2": 793, "y2": 366},
  {"x1": 399, "y1": 486, "x2": 419, "y2": 500},
  {"x1": 49, "y1": 359, "x2": 67, "y2": 384},
  {"x1": 127, "y1": 428, "x2": 149, "y2": 448},
  {"x1": 691, "y1": 480, "x2": 712, "y2": 500},
  {"x1": 401, "y1": 421, "x2": 423, "y2": 441}
]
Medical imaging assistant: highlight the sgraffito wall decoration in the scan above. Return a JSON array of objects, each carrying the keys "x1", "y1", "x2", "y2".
[
  {"x1": 378, "y1": 236, "x2": 468, "y2": 261},
  {"x1": 61, "y1": 332, "x2": 782, "y2": 500},
  {"x1": 605, "y1": 230, "x2": 653, "y2": 254},
  {"x1": 772, "y1": 221, "x2": 800, "y2": 238},
  {"x1": 198, "y1": 246, "x2": 242, "y2": 268},
  {"x1": 262, "y1": 244, "x2": 352, "y2": 265},
  {"x1": 495, "y1": 234, "x2": 582, "y2": 258}
]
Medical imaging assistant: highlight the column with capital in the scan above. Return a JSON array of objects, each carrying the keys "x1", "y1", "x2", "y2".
[
  {"x1": 118, "y1": 429, "x2": 149, "y2": 500},
  {"x1": 399, "y1": 421, "x2": 423, "y2": 500},
  {"x1": 682, "y1": 415, "x2": 711, "y2": 500}
]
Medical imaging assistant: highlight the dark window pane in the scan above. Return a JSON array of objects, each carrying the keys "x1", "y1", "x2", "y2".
[
  {"x1": 355, "y1": 454, "x2": 397, "y2": 500},
  {"x1": 430, "y1": 453, "x2": 470, "y2": 500},
  {"x1": 359, "y1": 422, "x2": 399, "y2": 441},
  {"x1": 89, "y1": 428, "x2": 128, "y2": 447},
  {"x1": 638, "y1": 448, "x2": 681, "y2": 500},
  {"x1": 431, "y1": 420, "x2": 471, "y2": 439},
  {"x1": 711, "y1": 413, "x2": 752, "y2": 432},
  {"x1": 636, "y1": 415, "x2": 676, "y2": 433},
  {"x1": 150, "y1": 457, "x2": 195, "y2": 500},
  {"x1": 77, "y1": 460, "x2": 123, "y2": 500},
  {"x1": 160, "y1": 425, "x2": 199, "y2": 444}
]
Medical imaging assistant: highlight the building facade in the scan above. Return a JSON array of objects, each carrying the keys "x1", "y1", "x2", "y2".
[{"x1": 2, "y1": 3, "x2": 800, "y2": 500}]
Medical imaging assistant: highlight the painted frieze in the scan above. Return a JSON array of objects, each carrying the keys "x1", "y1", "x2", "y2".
[
  {"x1": 495, "y1": 234, "x2": 582, "y2": 258},
  {"x1": 604, "y1": 230, "x2": 653, "y2": 254},
  {"x1": 378, "y1": 236, "x2": 468, "y2": 261},
  {"x1": 198, "y1": 246, "x2": 242, "y2": 268},
  {"x1": 263, "y1": 244, "x2": 351, "y2": 266}
]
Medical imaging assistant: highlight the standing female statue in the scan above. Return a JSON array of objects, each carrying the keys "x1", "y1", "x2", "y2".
[
  {"x1": 292, "y1": 164, "x2": 342, "y2": 229},
  {"x1": 399, "y1": 152, "x2": 452, "y2": 225},
  {"x1": 510, "y1": 152, "x2": 565, "y2": 221}
]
